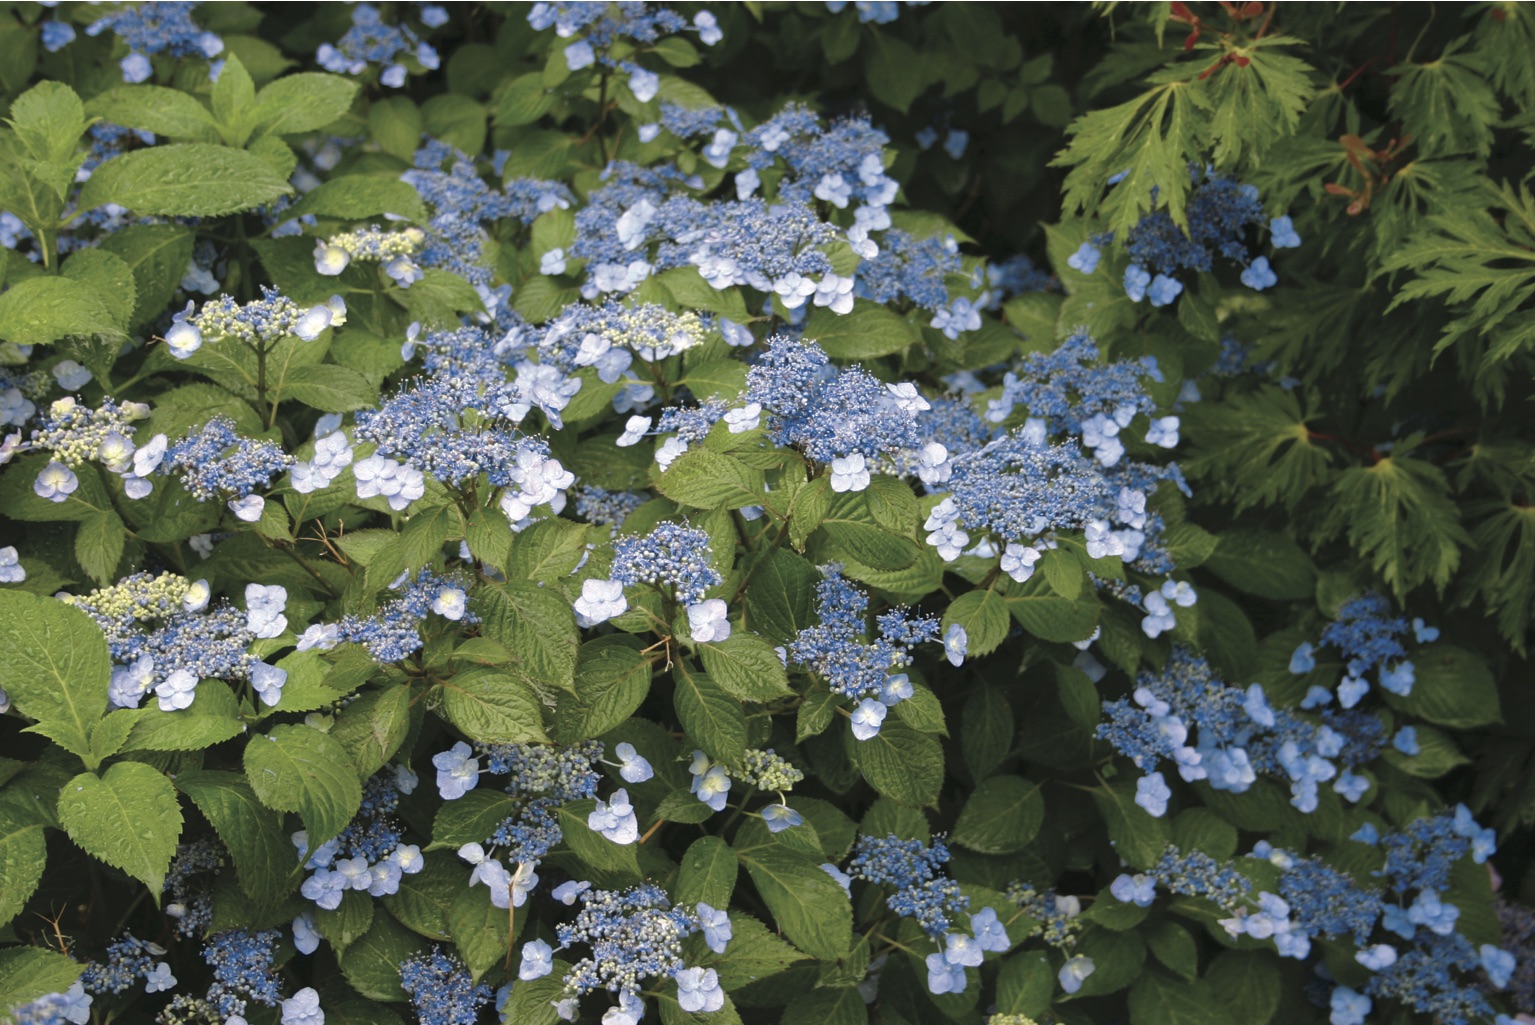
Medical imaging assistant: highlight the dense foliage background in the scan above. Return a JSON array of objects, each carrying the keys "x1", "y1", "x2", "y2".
[{"x1": 1, "y1": 3, "x2": 1533, "y2": 1025}]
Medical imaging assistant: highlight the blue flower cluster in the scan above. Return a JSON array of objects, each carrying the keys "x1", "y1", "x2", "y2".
[
  {"x1": 552, "y1": 883, "x2": 724, "y2": 1016},
  {"x1": 788, "y1": 566, "x2": 936, "y2": 740},
  {"x1": 156, "y1": 416, "x2": 294, "y2": 523},
  {"x1": 530, "y1": 2, "x2": 721, "y2": 88},
  {"x1": 162, "y1": 839, "x2": 224, "y2": 937},
  {"x1": 5, "y1": 983, "x2": 92, "y2": 1025},
  {"x1": 743, "y1": 336, "x2": 929, "y2": 475},
  {"x1": 300, "y1": 567, "x2": 474, "y2": 663},
  {"x1": 399, "y1": 948, "x2": 491, "y2": 1025},
  {"x1": 402, "y1": 140, "x2": 572, "y2": 285},
  {"x1": 1290, "y1": 593, "x2": 1428, "y2": 708},
  {"x1": 609, "y1": 521, "x2": 722, "y2": 606},
  {"x1": 983, "y1": 332, "x2": 1169, "y2": 463},
  {"x1": 27, "y1": 395, "x2": 153, "y2": 501},
  {"x1": 86, "y1": 1, "x2": 223, "y2": 83},
  {"x1": 81, "y1": 934, "x2": 173, "y2": 996},
  {"x1": 201, "y1": 928, "x2": 282, "y2": 1019},
  {"x1": 62, "y1": 572, "x2": 286, "y2": 711},
  {"x1": 825, "y1": 0, "x2": 933, "y2": 23},
  {"x1": 1068, "y1": 167, "x2": 1301, "y2": 305},
  {"x1": 848, "y1": 834, "x2": 969, "y2": 939},
  {"x1": 1099, "y1": 647, "x2": 1387, "y2": 815},
  {"x1": 353, "y1": 369, "x2": 573, "y2": 515},
  {"x1": 166, "y1": 287, "x2": 345, "y2": 359},
  {"x1": 1112, "y1": 830, "x2": 1515, "y2": 1025},
  {"x1": 318, "y1": 3, "x2": 440, "y2": 88},
  {"x1": 296, "y1": 768, "x2": 424, "y2": 909}
]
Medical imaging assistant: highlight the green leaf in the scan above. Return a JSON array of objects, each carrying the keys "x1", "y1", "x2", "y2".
[
  {"x1": 383, "y1": 852, "x2": 456, "y2": 942},
  {"x1": 556, "y1": 640, "x2": 653, "y2": 742},
  {"x1": 1321, "y1": 452, "x2": 1470, "y2": 598},
  {"x1": 316, "y1": 889, "x2": 375, "y2": 952},
  {"x1": 1206, "y1": 950, "x2": 1280, "y2": 1025},
  {"x1": 406, "y1": 268, "x2": 486, "y2": 326},
  {"x1": 1397, "y1": 645, "x2": 1501, "y2": 728},
  {"x1": 252, "y1": 72, "x2": 359, "y2": 136},
  {"x1": 555, "y1": 801, "x2": 642, "y2": 881},
  {"x1": 1127, "y1": 970, "x2": 1227, "y2": 1025},
  {"x1": 803, "y1": 300, "x2": 922, "y2": 359},
  {"x1": 1183, "y1": 387, "x2": 1332, "y2": 514},
  {"x1": 79, "y1": 143, "x2": 293, "y2": 217},
  {"x1": 61, "y1": 247, "x2": 136, "y2": 332},
  {"x1": 1074, "y1": 926, "x2": 1146, "y2": 997},
  {"x1": 1093, "y1": 781, "x2": 1172, "y2": 871},
  {"x1": 174, "y1": 769, "x2": 296, "y2": 908},
  {"x1": 244, "y1": 724, "x2": 363, "y2": 847},
  {"x1": 448, "y1": 882, "x2": 513, "y2": 979},
  {"x1": 0, "y1": 947, "x2": 84, "y2": 1015},
  {"x1": 741, "y1": 549, "x2": 819, "y2": 645},
  {"x1": 58, "y1": 761, "x2": 183, "y2": 894},
  {"x1": 339, "y1": 911, "x2": 421, "y2": 1001},
  {"x1": 698, "y1": 632, "x2": 793, "y2": 701},
  {"x1": 1381, "y1": 179, "x2": 1535, "y2": 382},
  {"x1": 676, "y1": 836, "x2": 738, "y2": 908},
  {"x1": 283, "y1": 176, "x2": 428, "y2": 223},
  {"x1": 961, "y1": 685, "x2": 1014, "y2": 781},
  {"x1": 497, "y1": 961, "x2": 569, "y2": 1025},
  {"x1": 98, "y1": 224, "x2": 197, "y2": 329},
  {"x1": 74, "y1": 508, "x2": 126, "y2": 584},
  {"x1": 122, "y1": 680, "x2": 244, "y2": 752},
  {"x1": 1202, "y1": 529, "x2": 1316, "y2": 601},
  {"x1": 1171, "y1": 808, "x2": 1238, "y2": 860},
  {"x1": 494, "y1": 72, "x2": 556, "y2": 127},
  {"x1": 817, "y1": 505, "x2": 920, "y2": 572},
  {"x1": 674, "y1": 663, "x2": 747, "y2": 762},
  {"x1": 782, "y1": 988, "x2": 867, "y2": 1025},
  {"x1": 654, "y1": 447, "x2": 765, "y2": 510},
  {"x1": 0, "y1": 589, "x2": 110, "y2": 763},
  {"x1": 331, "y1": 684, "x2": 415, "y2": 778},
  {"x1": 475, "y1": 581, "x2": 579, "y2": 692},
  {"x1": 1145, "y1": 919, "x2": 1199, "y2": 980},
  {"x1": 1054, "y1": 81, "x2": 1205, "y2": 237},
  {"x1": 951, "y1": 776, "x2": 1044, "y2": 854},
  {"x1": 0, "y1": 275, "x2": 127, "y2": 347},
  {"x1": 505, "y1": 517, "x2": 590, "y2": 581},
  {"x1": 283, "y1": 364, "x2": 379, "y2": 412},
  {"x1": 739, "y1": 846, "x2": 853, "y2": 959},
  {"x1": 0, "y1": 817, "x2": 46, "y2": 929},
  {"x1": 866, "y1": 32, "x2": 926, "y2": 113},
  {"x1": 943, "y1": 587, "x2": 1010, "y2": 658},
  {"x1": 995, "y1": 949, "x2": 1053, "y2": 1017},
  {"x1": 698, "y1": 913, "x2": 805, "y2": 990},
  {"x1": 852, "y1": 726, "x2": 943, "y2": 807},
  {"x1": 211, "y1": 52, "x2": 257, "y2": 144},
  {"x1": 440, "y1": 666, "x2": 549, "y2": 744},
  {"x1": 1001, "y1": 573, "x2": 1098, "y2": 643},
  {"x1": 86, "y1": 85, "x2": 219, "y2": 141},
  {"x1": 10, "y1": 80, "x2": 89, "y2": 169},
  {"x1": 430, "y1": 790, "x2": 519, "y2": 850}
]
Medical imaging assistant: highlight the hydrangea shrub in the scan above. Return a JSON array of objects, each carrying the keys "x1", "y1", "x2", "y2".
[{"x1": 1, "y1": 3, "x2": 1532, "y2": 1025}]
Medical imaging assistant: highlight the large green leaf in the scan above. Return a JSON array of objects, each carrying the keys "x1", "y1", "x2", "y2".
[
  {"x1": 0, "y1": 590, "x2": 110, "y2": 763},
  {"x1": 674, "y1": 663, "x2": 747, "y2": 762},
  {"x1": 440, "y1": 666, "x2": 549, "y2": 744},
  {"x1": 244, "y1": 724, "x2": 363, "y2": 847},
  {"x1": 951, "y1": 776, "x2": 1044, "y2": 854},
  {"x1": 79, "y1": 143, "x2": 293, "y2": 216},
  {"x1": 555, "y1": 640, "x2": 653, "y2": 742},
  {"x1": 851, "y1": 726, "x2": 943, "y2": 807},
  {"x1": 58, "y1": 761, "x2": 183, "y2": 895},
  {"x1": 175, "y1": 769, "x2": 297, "y2": 908},
  {"x1": 739, "y1": 845, "x2": 853, "y2": 959}
]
